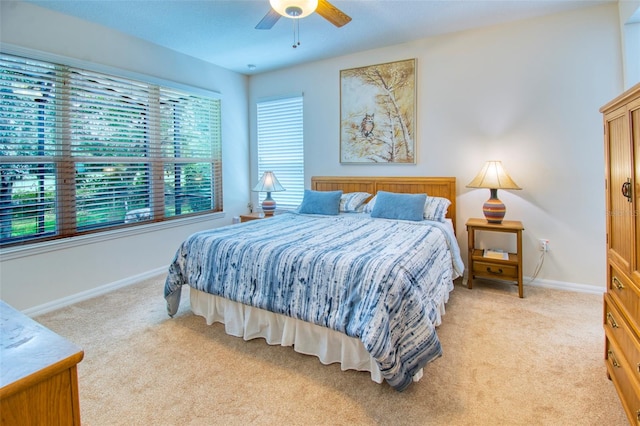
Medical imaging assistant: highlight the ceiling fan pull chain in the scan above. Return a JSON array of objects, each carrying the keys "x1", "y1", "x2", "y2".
[{"x1": 292, "y1": 19, "x2": 301, "y2": 48}]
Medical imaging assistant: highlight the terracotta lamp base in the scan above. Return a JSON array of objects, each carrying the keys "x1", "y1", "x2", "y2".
[
  {"x1": 483, "y1": 188, "x2": 506, "y2": 224},
  {"x1": 261, "y1": 192, "x2": 276, "y2": 216}
]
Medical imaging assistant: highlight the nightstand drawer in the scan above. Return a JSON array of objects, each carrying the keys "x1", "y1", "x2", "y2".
[{"x1": 472, "y1": 260, "x2": 518, "y2": 280}]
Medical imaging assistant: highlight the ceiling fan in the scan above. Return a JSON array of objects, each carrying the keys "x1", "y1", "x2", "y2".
[{"x1": 255, "y1": 0, "x2": 352, "y2": 30}]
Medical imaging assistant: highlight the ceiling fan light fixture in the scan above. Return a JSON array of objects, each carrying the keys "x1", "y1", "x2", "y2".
[{"x1": 270, "y1": 0, "x2": 318, "y2": 19}]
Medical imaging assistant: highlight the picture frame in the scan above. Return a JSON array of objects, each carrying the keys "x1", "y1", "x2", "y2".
[{"x1": 340, "y1": 58, "x2": 416, "y2": 164}]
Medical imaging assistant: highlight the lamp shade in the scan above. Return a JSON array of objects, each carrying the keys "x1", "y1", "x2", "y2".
[
  {"x1": 252, "y1": 171, "x2": 285, "y2": 216},
  {"x1": 467, "y1": 161, "x2": 521, "y2": 224},
  {"x1": 270, "y1": 0, "x2": 318, "y2": 18},
  {"x1": 466, "y1": 161, "x2": 521, "y2": 190},
  {"x1": 252, "y1": 171, "x2": 285, "y2": 193}
]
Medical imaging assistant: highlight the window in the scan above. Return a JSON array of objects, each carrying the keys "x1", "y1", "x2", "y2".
[
  {"x1": 0, "y1": 53, "x2": 222, "y2": 247},
  {"x1": 256, "y1": 95, "x2": 304, "y2": 209}
]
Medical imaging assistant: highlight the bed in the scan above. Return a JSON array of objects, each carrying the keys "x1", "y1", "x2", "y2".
[{"x1": 165, "y1": 176, "x2": 463, "y2": 391}]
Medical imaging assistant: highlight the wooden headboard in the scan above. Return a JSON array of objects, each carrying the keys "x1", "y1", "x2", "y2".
[{"x1": 311, "y1": 176, "x2": 457, "y2": 229}]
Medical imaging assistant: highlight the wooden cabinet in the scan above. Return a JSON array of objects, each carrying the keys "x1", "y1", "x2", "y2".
[
  {"x1": 0, "y1": 301, "x2": 84, "y2": 425},
  {"x1": 465, "y1": 218, "x2": 524, "y2": 298},
  {"x1": 601, "y1": 82, "x2": 640, "y2": 425}
]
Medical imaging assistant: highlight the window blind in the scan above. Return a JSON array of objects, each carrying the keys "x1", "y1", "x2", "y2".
[
  {"x1": 256, "y1": 95, "x2": 304, "y2": 209},
  {"x1": 0, "y1": 53, "x2": 222, "y2": 247}
]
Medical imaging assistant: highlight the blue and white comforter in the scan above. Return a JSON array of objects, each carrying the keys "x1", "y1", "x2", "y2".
[{"x1": 165, "y1": 212, "x2": 463, "y2": 391}]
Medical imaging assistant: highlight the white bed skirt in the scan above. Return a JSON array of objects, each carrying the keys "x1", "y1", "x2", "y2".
[{"x1": 190, "y1": 287, "x2": 424, "y2": 384}]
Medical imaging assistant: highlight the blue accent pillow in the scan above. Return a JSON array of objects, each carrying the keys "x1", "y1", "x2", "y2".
[
  {"x1": 370, "y1": 191, "x2": 426, "y2": 221},
  {"x1": 298, "y1": 190, "x2": 343, "y2": 215}
]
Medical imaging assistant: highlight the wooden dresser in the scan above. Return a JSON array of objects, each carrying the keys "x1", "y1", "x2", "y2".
[
  {"x1": 601, "y1": 82, "x2": 640, "y2": 425},
  {"x1": 0, "y1": 301, "x2": 84, "y2": 425}
]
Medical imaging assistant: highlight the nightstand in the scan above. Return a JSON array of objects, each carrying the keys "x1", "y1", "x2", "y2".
[
  {"x1": 240, "y1": 212, "x2": 268, "y2": 223},
  {"x1": 465, "y1": 218, "x2": 525, "y2": 298}
]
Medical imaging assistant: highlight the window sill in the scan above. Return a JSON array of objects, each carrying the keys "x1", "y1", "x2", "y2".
[{"x1": 0, "y1": 212, "x2": 226, "y2": 261}]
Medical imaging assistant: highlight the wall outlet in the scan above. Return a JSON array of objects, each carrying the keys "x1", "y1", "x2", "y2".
[{"x1": 539, "y1": 239, "x2": 549, "y2": 252}]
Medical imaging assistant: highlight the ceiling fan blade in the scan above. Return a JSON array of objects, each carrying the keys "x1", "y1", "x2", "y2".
[
  {"x1": 316, "y1": 0, "x2": 352, "y2": 27},
  {"x1": 255, "y1": 8, "x2": 281, "y2": 30}
]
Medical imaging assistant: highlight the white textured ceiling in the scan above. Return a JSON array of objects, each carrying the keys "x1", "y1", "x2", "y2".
[{"x1": 24, "y1": 0, "x2": 612, "y2": 75}]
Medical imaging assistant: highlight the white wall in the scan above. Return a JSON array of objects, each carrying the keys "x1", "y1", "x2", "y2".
[
  {"x1": 0, "y1": 2, "x2": 626, "y2": 312},
  {"x1": 249, "y1": 4, "x2": 624, "y2": 290},
  {"x1": 620, "y1": 0, "x2": 640, "y2": 89},
  {"x1": 0, "y1": 2, "x2": 250, "y2": 312}
]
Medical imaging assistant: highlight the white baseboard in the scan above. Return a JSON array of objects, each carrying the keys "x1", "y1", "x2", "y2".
[
  {"x1": 23, "y1": 266, "x2": 167, "y2": 317},
  {"x1": 461, "y1": 275, "x2": 605, "y2": 295},
  {"x1": 27, "y1": 270, "x2": 605, "y2": 318},
  {"x1": 525, "y1": 277, "x2": 605, "y2": 295}
]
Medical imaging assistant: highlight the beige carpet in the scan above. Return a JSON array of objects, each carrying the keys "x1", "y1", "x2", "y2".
[{"x1": 35, "y1": 276, "x2": 628, "y2": 426}]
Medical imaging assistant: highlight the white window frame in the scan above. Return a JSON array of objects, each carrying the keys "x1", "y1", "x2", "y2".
[{"x1": 0, "y1": 46, "x2": 222, "y2": 247}]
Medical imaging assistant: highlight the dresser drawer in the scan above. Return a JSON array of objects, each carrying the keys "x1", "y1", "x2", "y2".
[
  {"x1": 609, "y1": 264, "x2": 640, "y2": 335},
  {"x1": 605, "y1": 337, "x2": 640, "y2": 425},
  {"x1": 472, "y1": 260, "x2": 518, "y2": 280},
  {"x1": 604, "y1": 293, "x2": 640, "y2": 386}
]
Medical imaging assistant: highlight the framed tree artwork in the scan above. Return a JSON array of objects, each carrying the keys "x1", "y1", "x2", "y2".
[{"x1": 340, "y1": 58, "x2": 416, "y2": 164}]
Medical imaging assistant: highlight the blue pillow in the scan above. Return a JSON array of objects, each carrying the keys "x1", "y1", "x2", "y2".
[
  {"x1": 298, "y1": 190, "x2": 343, "y2": 215},
  {"x1": 370, "y1": 191, "x2": 426, "y2": 221}
]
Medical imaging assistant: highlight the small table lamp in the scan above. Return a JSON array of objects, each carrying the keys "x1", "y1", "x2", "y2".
[
  {"x1": 252, "y1": 171, "x2": 285, "y2": 216},
  {"x1": 466, "y1": 161, "x2": 521, "y2": 224}
]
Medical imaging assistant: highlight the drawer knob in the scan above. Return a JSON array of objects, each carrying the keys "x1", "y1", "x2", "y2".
[
  {"x1": 606, "y1": 312, "x2": 619, "y2": 329},
  {"x1": 607, "y1": 350, "x2": 621, "y2": 368},
  {"x1": 486, "y1": 267, "x2": 503, "y2": 275},
  {"x1": 612, "y1": 276, "x2": 625, "y2": 291}
]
